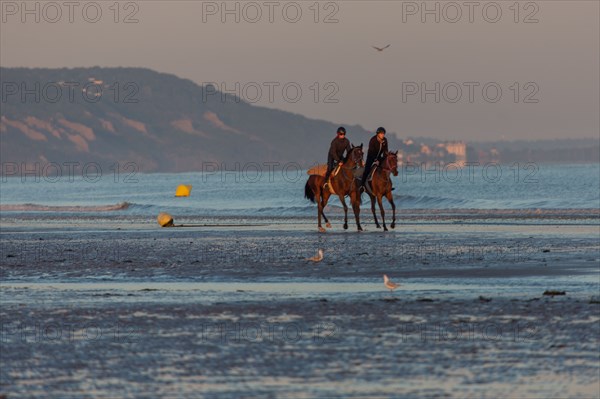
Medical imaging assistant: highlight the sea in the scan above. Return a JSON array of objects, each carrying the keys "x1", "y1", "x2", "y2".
[{"x1": 0, "y1": 163, "x2": 599, "y2": 221}]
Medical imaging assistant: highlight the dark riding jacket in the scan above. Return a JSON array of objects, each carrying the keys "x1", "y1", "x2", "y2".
[
  {"x1": 328, "y1": 137, "x2": 352, "y2": 164},
  {"x1": 361, "y1": 135, "x2": 389, "y2": 185},
  {"x1": 366, "y1": 135, "x2": 389, "y2": 165}
]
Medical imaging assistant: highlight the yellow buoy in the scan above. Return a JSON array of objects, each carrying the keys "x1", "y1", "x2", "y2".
[
  {"x1": 175, "y1": 184, "x2": 192, "y2": 197},
  {"x1": 157, "y1": 212, "x2": 174, "y2": 227}
]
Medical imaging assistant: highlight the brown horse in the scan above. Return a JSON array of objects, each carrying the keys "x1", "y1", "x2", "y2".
[
  {"x1": 364, "y1": 151, "x2": 399, "y2": 231},
  {"x1": 305, "y1": 144, "x2": 364, "y2": 232}
]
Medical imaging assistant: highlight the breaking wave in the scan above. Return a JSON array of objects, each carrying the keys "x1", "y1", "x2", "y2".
[{"x1": 0, "y1": 202, "x2": 131, "y2": 212}]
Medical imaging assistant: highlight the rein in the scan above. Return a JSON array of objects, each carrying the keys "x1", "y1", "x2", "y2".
[
  {"x1": 374, "y1": 155, "x2": 397, "y2": 183},
  {"x1": 340, "y1": 149, "x2": 363, "y2": 170},
  {"x1": 333, "y1": 149, "x2": 363, "y2": 190},
  {"x1": 382, "y1": 155, "x2": 393, "y2": 171}
]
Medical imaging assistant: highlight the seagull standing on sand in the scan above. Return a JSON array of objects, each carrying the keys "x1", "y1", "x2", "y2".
[
  {"x1": 372, "y1": 44, "x2": 391, "y2": 52},
  {"x1": 383, "y1": 274, "x2": 400, "y2": 292},
  {"x1": 307, "y1": 249, "x2": 324, "y2": 262}
]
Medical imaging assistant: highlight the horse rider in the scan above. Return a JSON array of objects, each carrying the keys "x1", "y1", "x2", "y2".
[
  {"x1": 361, "y1": 127, "x2": 389, "y2": 192},
  {"x1": 324, "y1": 126, "x2": 352, "y2": 188}
]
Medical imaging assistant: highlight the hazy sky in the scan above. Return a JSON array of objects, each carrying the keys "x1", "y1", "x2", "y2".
[{"x1": 1, "y1": 1, "x2": 598, "y2": 141}]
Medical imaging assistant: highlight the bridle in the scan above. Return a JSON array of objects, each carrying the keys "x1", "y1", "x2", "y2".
[
  {"x1": 343, "y1": 146, "x2": 364, "y2": 169},
  {"x1": 381, "y1": 153, "x2": 399, "y2": 176}
]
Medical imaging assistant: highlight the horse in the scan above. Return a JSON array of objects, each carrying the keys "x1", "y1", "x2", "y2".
[
  {"x1": 364, "y1": 151, "x2": 399, "y2": 231},
  {"x1": 304, "y1": 144, "x2": 364, "y2": 233}
]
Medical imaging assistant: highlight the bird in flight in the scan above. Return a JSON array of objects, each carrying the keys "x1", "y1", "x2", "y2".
[
  {"x1": 307, "y1": 249, "x2": 324, "y2": 262},
  {"x1": 383, "y1": 274, "x2": 400, "y2": 292},
  {"x1": 372, "y1": 44, "x2": 391, "y2": 52}
]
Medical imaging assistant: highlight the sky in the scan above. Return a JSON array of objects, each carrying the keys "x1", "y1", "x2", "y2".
[{"x1": 1, "y1": 0, "x2": 599, "y2": 141}]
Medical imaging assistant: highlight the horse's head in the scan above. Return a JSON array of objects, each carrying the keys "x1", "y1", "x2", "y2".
[
  {"x1": 385, "y1": 151, "x2": 399, "y2": 176},
  {"x1": 347, "y1": 143, "x2": 364, "y2": 167}
]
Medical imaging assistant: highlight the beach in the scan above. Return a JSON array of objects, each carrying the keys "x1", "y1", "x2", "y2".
[
  {"x1": 2, "y1": 1, "x2": 600, "y2": 395},
  {"x1": 1, "y1": 212, "x2": 599, "y2": 398}
]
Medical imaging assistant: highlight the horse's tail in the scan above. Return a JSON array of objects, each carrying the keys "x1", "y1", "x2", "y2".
[{"x1": 304, "y1": 177, "x2": 316, "y2": 203}]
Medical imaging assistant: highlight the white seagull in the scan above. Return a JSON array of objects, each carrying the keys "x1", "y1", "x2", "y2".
[
  {"x1": 372, "y1": 44, "x2": 391, "y2": 52},
  {"x1": 383, "y1": 274, "x2": 400, "y2": 292},
  {"x1": 307, "y1": 249, "x2": 324, "y2": 262}
]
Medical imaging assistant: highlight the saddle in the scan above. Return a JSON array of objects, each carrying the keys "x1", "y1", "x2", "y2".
[
  {"x1": 363, "y1": 164, "x2": 378, "y2": 195},
  {"x1": 367, "y1": 164, "x2": 378, "y2": 182},
  {"x1": 326, "y1": 165, "x2": 365, "y2": 195},
  {"x1": 364, "y1": 164, "x2": 395, "y2": 194},
  {"x1": 325, "y1": 164, "x2": 342, "y2": 194}
]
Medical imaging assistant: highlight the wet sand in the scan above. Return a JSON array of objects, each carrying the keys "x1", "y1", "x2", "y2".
[{"x1": 1, "y1": 215, "x2": 599, "y2": 398}]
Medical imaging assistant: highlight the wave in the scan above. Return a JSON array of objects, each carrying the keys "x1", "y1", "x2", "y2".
[
  {"x1": 394, "y1": 194, "x2": 471, "y2": 208},
  {"x1": 1, "y1": 200, "x2": 598, "y2": 219},
  {"x1": 175, "y1": 205, "x2": 315, "y2": 217},
  {"x1": 0, "y1": 202, "x2": 130, "y2": 212},
  {"x1": 389, "y1": 208, "x2": 600, "y2": 217},
  {"x1": 392, "y1": 194, "x2": 598, "y2": 210}
]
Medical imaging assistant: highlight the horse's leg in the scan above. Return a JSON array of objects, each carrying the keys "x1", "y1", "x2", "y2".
[
  {"x1": 351, "y1": 191, "x2": 362, "y2": 231},
  {"x1": 370, "y1": 193, "x2": 380, "y2": 228},
  {"x1": 322, "y1": 192, "x2": 332, "y2": 228},
  {"x1": 377, "y1": 195, "x2": 387, "y2": 231},
  {"x1": 322, "y1": 208, "x2": 330, "y2": 227},
  {"x1": 386, "y1": 191, "x2": 396, "y2": 229},
  {"x1": 316, "y1": 188, "x2": 326, "y2": 233},
  {"x1": 339, "y1": 195, "x2": 349, "y2": 230}
]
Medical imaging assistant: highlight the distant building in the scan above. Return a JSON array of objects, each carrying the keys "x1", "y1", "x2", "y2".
[
  {"x1": 444, "y1": 141, "x2": 467, "y2": 165},
  {"x1": 488, "y1": 148, "x2": 500, "y2": 163},
  {"x1": 397, "y1": 139, "x2": 473, "y2": 165}
]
